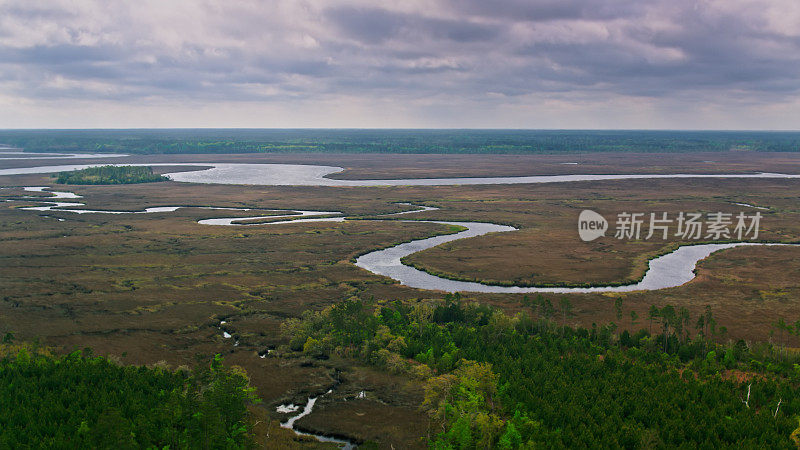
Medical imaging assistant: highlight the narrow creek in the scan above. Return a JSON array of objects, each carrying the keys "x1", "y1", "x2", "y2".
[
  {"x1": 218, "y1": 317, "x2": 356, "y2": 448},
  {"x1": 277, "y1": 388, "x2": 357, "y2": 449}
]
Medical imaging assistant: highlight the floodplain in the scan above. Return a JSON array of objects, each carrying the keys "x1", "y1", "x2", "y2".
[{"x1": 2, "y1": 151, "x2": 800, "y2": 447}]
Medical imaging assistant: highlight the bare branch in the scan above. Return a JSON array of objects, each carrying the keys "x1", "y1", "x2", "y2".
[{"x1": 740, "y1": 384, "x2": 751, "y2": 409}]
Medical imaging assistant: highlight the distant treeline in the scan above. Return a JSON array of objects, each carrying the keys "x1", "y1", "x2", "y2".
[
  {"x1": 2, "y1": 129, "x2": 800, "y2": 154},
  {"x1": 56, "y1": 165, "x2": 168, "y2": 184}
]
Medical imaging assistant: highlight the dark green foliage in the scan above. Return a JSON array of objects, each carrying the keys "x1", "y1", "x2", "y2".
[
  {"x1": 2, "y1": 129, "x2": 799, "y2": 155},
  {"x1": 56, "y1": 165, "x2": 168, "y2": 184},
  {"x1": 285, "y1": 296, "x2": 800, "y2": 448},
  {"x1": 0, "y1": 350, "x2": 258, "y2": 448}
]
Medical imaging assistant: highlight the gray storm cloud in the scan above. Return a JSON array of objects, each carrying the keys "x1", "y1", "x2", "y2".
[{"x1": 0, "y1": 0, "x2": 798, "y2": 128}]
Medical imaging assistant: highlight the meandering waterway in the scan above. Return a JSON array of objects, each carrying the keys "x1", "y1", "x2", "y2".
[
  {"x1": 4, "y1": 156, "x2": 798, "y2": 293},
  {"x1": 11, "y1": 186, "x2": 797, "y2": 294},
  {"x1": 5, "y1": 155, "x2": 800, "y2": 448}
]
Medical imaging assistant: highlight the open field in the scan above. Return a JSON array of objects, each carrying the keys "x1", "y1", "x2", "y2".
[{"x1": 2, "y1": 151, "x2": 800, "y2": 446}]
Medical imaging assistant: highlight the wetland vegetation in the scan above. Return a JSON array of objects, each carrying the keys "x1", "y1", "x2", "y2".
[{"x1": 2, "y1": 151, "x2": 800, "y2": 448}]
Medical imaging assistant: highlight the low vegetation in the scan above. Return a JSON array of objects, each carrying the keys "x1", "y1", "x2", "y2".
[
  {"x1": 0, "y1": 342, "x2": 259, "y2": 448},
  {"x1": 55, "y1": 165, "x2": 168, "y2": 184},
  {"x1": 283, "y1": 295, "x2": 800, "y2": 448}
]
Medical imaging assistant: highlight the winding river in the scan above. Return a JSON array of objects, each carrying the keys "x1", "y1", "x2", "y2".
[
  {"x1": 3, "y1": 158, "x2": 799, "y2": 293},
  {"x1": 4, "y1": 155, "x2": 800, "y2": 448},
  {"x1": 9, "y1": 186, "x2": 798, "y2": 294}
]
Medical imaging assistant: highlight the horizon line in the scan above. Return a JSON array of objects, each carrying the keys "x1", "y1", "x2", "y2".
[{"x1": 1, "y1": 128, "x2": 800, "y2": 133}]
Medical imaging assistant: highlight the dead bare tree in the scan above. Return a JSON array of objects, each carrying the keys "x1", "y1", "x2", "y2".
[{"x1": 740, "y1": 384, "x2": 751, "y2": 409}]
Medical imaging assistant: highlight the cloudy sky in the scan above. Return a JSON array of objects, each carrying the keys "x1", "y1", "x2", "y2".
[{"x1": 1, "y1": 0, "x2": 799, "y2": 129}]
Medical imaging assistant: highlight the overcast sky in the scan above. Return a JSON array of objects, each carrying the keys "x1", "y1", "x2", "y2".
[{"x1": 1, "y1": 0, "x2": 799, "y2": 129}]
